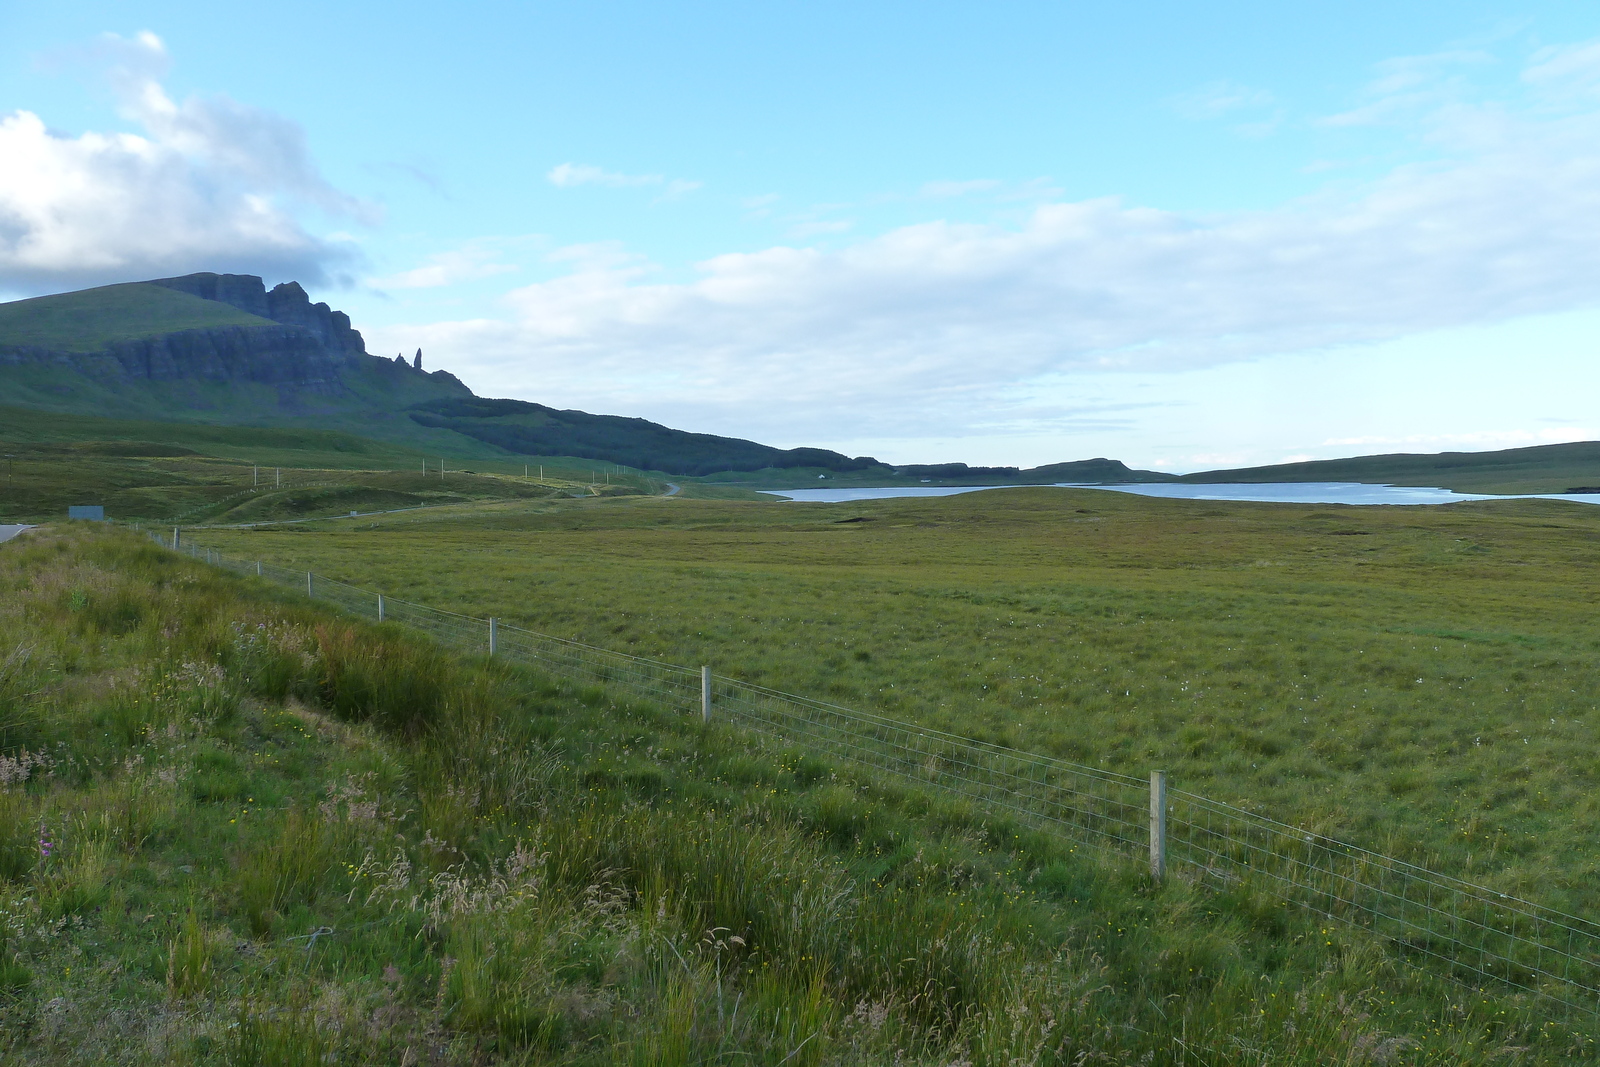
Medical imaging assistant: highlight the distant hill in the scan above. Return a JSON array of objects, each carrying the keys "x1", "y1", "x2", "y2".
[
  {"x1": 0, "y1": 273, "x2": 1186, "y2": 480},
  {"x1": 887, "y1": 458, "x2": 1176, "y2": 484},
  {"x1": 0, "y1": 275, "x2": 880, "y2": 476},
  {"x1": 10, "y1": 273, "x2": 1598, "y2": 492},
  {"x1": 0, "y1": 281, "x2": 270, "y2": 351},
  {"x1": 408, "y1": 396, "x2": 884, "y2": 476},
  {"x1": 0, "y1": 273, "x2": 480, "y2": 455},
  {"x1": 1181, "y1": 442, "x2": 1600, "y2": 495}
]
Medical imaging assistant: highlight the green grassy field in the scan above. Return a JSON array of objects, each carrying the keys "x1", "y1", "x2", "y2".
[
  {"x1": 0, "y1": 409, "x2": 689, "y2": 523},
  {"x1": 1, "y1": 524, "x2": 1593, "y2": 1064},
  {"x1": 194, "y1": 488, "x2": 1600, "y2": 922},
  {"x1": 0, "y1": 284, "x2": 270, "y2": 352}
]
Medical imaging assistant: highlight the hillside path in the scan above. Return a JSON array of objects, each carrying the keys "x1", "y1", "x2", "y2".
[
  {"x1": 0, "y1": 525, "x2": 34, "y2": 544},
  {"x1": 664, "y1": 483, "x2": 681, "y2": 496}
]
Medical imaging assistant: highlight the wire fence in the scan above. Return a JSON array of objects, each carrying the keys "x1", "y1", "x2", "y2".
[{"x1": 153, "y1": 529, "x2": 1600, "y2": 1015}]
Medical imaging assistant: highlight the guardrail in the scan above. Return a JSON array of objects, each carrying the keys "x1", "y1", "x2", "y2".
[{"x1": 153, "y1": 529, "x2": 1600, "y2": 1014}]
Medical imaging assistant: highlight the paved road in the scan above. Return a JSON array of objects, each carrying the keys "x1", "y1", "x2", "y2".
[
  {"x1": 664, "y1": 483, "x2": 681, "y2": 497},
  {"x1": 0, "y1": 524, "x2": 34, "y2": 544}
]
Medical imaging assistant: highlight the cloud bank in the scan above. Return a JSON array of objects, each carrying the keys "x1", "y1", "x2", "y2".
[
  {"x1": 0, "y1": 32, "x2": 363, "y2": 296},
  {"x1": 388, "y1": 41, "x2": 1600, "y2": 443}
]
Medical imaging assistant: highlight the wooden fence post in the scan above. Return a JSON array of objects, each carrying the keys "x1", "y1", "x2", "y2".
[
  {"x1": 307, "y1": 572, "x2": 314, "y2": 598},
  {"x1": 377, "y1": 593, "x2": 385, "y2": 622},
  {"x1": 489, "y1": 617, "x2": 498, "y2": 656},
  {"x1": 1150, "y1": 770, "x2": 1168, "y2": 882}
]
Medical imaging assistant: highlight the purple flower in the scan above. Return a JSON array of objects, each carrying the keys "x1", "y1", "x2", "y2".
[{"x1": 38, "y1": 821, "x2": 52, "y2": 859}]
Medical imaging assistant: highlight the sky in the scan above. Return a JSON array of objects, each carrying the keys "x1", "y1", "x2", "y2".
[{"x1": 4, "y1": 2, "x2": 1600, "y2": 472}]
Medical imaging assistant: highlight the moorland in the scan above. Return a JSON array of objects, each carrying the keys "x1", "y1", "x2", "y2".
[
  {"x1": 192, "y1": 487, "x2": 1600, "y2": 924},
  {"x1": 1, "y1": 520, "x2": 1596, "y2": 1065}
]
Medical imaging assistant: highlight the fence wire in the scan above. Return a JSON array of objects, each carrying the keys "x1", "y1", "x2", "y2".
[{"x1": 153, "y1": 530, "x2": 1600, "y2": 1015}]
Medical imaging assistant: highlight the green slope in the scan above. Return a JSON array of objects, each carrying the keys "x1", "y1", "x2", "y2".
[
  {"x1": 1184, "y1": 441, "x2": 1600, "y2": 494},
  {"x1": 0, "y1": 282, "x2": 271, "y2": 351},
  {"x1": 0, "y1": 341, "x2": 506, "y2": 460},
  {"x1": 0, "y1": 405, "x2": 431, "y2": 466},
  {"x1": 408, "y1": 396, "x2": 884, "y2": 476},
  {"x1": 0, "y1": 407, "x2": 669, "y2": 523}
]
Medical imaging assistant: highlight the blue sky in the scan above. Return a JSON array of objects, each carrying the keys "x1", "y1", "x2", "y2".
[{"x1": 5, "y1": 2, "x2": 1600, "y2": 471}]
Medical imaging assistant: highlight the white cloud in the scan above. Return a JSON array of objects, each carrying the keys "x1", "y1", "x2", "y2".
[
  {"x1": 545, "y1": 163, "x2": 702, "y2": 202},
  {"x1": 920, "y1": 179, "x2": 1002, "y2": 199},
  {"x1": 1172, "y1": 79, "x2": 1277, "y2": 120},
  {"x1": 0, "y1": 32, "x2": 364, "y2": 295},
  {"x1": 659, "y1": 179, "x2": 703, "y2": 200},
  {"x1": 740, "y1": 193, "x2": 781, "y2": 220},
  {"x1": 1319, "y1": 49, "x2": 1494, "y2": 128},
  {"x1": 547, "y1": 163, "x2": 659, "y2": 188},
  {"x1": 383, "y1": 41, "x2": 1600, "y2": 448},
  {"x1": 373, "y1": 237, "x2": 532, "y2": 290},
  {"x1": 1525, "y1": 40, "x2": 1600, "y2": 100},
  {"x1": 786, "y1": 219, "x2": 853, "y2": 238}
]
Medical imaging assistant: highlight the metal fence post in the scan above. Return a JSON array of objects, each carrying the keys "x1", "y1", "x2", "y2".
[
  {"x1": 1150, "y1": 770, "x2": 1167, "y2": 882},
  {"x1": 489, "y1": 617, "x2": 497, "y2": 656},
  {"x1": 307, "y1": 571, "x2": 314, "y2": 599},
  {"x1": 377, "y1": 593, "x2": 385, "y2": 622},
  {"x1": 701, "y1": 666, "x2": 712, "y2": 723}
]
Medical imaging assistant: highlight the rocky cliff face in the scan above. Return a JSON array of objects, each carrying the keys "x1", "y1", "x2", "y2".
[
  {"x1": 150, "y1": 273, "x2": 368, "y2": 357},
  {"x1": 0, "y1": 324, "x2": 350, "y2": 398},
  {"x1": 0, "y1": 273, "x2": 469, "y2": 406}
]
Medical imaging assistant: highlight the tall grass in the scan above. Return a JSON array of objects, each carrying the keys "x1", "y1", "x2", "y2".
[
  {"x1": 0, "y1": 523, "x2": 1595, "y2": 1064},
  {"x1": 197, "y1": 489, "x2": 1600, "y2": 916}
]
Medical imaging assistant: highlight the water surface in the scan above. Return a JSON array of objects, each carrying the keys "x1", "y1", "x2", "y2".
[{"x1": 764, "y1": 482, "x2": 1600, "y2": 507}]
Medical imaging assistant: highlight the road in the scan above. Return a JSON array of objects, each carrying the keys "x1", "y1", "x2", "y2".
[{"x1": 0, "y1": 524, "x2": 34, "y2": 543}]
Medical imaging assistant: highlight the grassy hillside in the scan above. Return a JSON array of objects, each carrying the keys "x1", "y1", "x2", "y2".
[
  {"x1": 1184, "y1": 441, "x2": 1600, "y2": 495},
  {"x1": 0, "y1": 524, "x2": 1589, "y2": 1064},
  {"x1": 0, "y1": 276, "x2": 493, "y2": 456},
  {"x1": 0, "y1": 409, "x2": 673, "y2": 523},
  {"x1": 0, "y1": 283, "x2": 271, "y2": 352},
  {"x1": 0, "y1": 359, "x2": 503, "y2": 459},
  {"x1": 408, "y1": 397, "x2": 885, "y2": 477},
  {"x1": 0, "y1": 406, "x2": 429, "y2": 464},
  {"x1": 197, "y1": 488, "x2": 1600, "y2": 922},
  {"x1": 0, "y1": 280, "x2": 894, "y2": 475}
]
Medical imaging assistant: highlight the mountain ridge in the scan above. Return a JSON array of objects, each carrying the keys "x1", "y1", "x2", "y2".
[{"x1": 6, "y1": 274, "x2": 1600, "y2": 491}]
